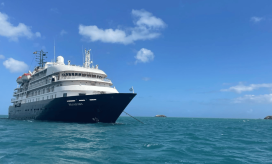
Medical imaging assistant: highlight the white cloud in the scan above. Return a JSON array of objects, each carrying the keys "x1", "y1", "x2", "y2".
[
  {"x1": 3, "y1": 58, "x2": 28, "y2": 72},
  {"x1": 221, "y1": 83, "x2": 272, "y2": 93},
  {"x1": 250, "y1": 16, "x2": 264, "y2": 23},
  {"x1": 0, "y1": 12, "x2": 41, "y2": 41},
  {"x1": 60, "y1": 30, "x2": 67, "y2": 36},
  {"x1": 0, "y1": 54, "x2": 4, "y2": 59},
  {"x1": 234, "y1": 94, "x2": 272, "y2": 103},
  {"x1": 135, "y1": 48, "x2": 154, "y2": 63},
  {"x1": 79, "y1": 9, "x2": 166, "y2": 44},
  {"x1": 132, "y1": 9, "x2": 166, "y2": 28},
  {"x1": 142, "y1": 77, "x2": 151, "y2": 81}
]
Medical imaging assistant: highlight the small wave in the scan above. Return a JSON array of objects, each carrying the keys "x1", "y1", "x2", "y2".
[
  {"x1": 113, "y1": 122, "x2": 126, "y2": 125},
  {"x1": 143, "y1": 143, "x2": 163, "y2": 149}
]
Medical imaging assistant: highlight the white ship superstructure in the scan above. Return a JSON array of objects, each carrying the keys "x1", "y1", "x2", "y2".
[{"x1": 12, "y1": 49, "x2": 118, "y2": 105}]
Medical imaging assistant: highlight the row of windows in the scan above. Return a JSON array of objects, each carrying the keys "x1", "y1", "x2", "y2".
[
  {"x1": 31, "y1": 70, "x2": 47, "y2": 80},
  {"x1": 28, "y1": 85, "x2": 58, "y2": 97},
  {"x1": 29, "y1": 77, "x2": 54, "y2": 89},
  {"x1": 15, "y1": 108, "x2": 47, "y2": 113},
  {"x1": 24, "y1": 108, "x2": 42, "y2": 112},
  {"x1": 61, "y1": 73, "x2": 103, "y2": 79},
  {"x1": 27, "y1": 94, "x2": 56, "y2": 103}
]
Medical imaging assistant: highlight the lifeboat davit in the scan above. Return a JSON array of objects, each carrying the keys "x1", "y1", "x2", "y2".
[
  {"x1": 16, "y1": 76, "x2": 23, "y2": 84},
  {"x1": 21, "y1": 73, "x2": 31, "y2": 82}
]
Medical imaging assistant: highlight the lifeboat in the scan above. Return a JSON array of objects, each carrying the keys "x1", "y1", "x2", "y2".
[
  {"x1": 16, "y1": 76, "x2": 23, "y2": 84},
  {"x1": 21, "y1": 73, "x2": 31, "y2": 82}
]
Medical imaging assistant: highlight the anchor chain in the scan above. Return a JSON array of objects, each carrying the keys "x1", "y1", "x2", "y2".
[{"x1": 123, "y1": 111, "x2": 144, "y2": 124}]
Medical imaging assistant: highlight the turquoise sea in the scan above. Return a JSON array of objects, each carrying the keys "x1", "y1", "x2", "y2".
[{"x1": 0, "y1": 115, "x2": 271, "y2": 164}]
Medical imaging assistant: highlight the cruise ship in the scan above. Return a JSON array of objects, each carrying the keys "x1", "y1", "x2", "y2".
[{"x1": 8, "y1": 49, "x2": 136, "y2": 123}]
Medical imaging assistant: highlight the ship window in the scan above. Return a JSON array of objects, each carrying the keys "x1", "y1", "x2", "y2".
[
  {"x1": 69, "y1": 73, "x2": 71, "y2": 76},
  {"x1": 79, "y1": 73, "x2": 81, "y2": 76},
  {"x1": 92, "y1": 75, "x2": 96, "y2": 78},
  {"x1": 79, "y1": 93, "x2": 86, "y2": 96},
  {"x1": 66, "y1": 73, "x2": 69, "y2": 76},
  {"x1": 63, "y1": 93, "x2": 67, "y2": 97},
  {"x1": 67, "y1": 100, "x2": 75, "y2": 102},
  {"x1": 89, "y1": 99, "x2": 96, "y2": 101},
  {"x1": 87, "y1": 74, "x2": 91, "y2": 77},
  {"x1": 75, "y1": 73, "x2": 78, "y2": 76},
  {"x1": 79, "y1": 99, "x2": 85, "y2": 101},
  {"x1": 82, "y1": 74, "x2": 86, "y2": 77},
  {"x1": 72, "y1": 73, "x2": 74, "y2": 76}
]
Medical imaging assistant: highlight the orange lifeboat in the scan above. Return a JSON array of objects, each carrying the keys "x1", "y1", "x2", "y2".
[
  {"x1": 21, "y1": 73, "x2": 31, "y2": 82},
  {"x1": 16, "y1": 76, "x2": 23, "y2": 84}
]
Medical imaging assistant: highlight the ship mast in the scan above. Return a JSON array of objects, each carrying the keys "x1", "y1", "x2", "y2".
[
  {"x1": 84, "y1": 49, "x2": 92, "y2": 68},
  {"x1": 33, "y1": 50, "x2": 47, "y2": 68}
]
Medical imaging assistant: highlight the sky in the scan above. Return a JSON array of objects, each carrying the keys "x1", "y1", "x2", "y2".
[{"x1": 1, "y1": 0, "x2": 272, "y2": 118}]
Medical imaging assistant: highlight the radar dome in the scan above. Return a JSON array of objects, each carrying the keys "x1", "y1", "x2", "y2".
[{"x1": 56, "y1": 56, "x2": 64, "y2": 65}]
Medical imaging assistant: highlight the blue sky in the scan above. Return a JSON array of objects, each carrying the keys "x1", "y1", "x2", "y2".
[{"x1": 1, "y1": 0, "x2": 272, "y2": 118}]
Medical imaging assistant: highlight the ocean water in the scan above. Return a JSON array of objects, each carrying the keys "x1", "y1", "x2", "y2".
[{"x1": 0, "y1": 116, "x2": 271, "y2": 164}]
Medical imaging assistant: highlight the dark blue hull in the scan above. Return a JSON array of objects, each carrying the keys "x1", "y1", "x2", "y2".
[{"x1": 8, "y1": 93, "x2": 136, "y2": 123}]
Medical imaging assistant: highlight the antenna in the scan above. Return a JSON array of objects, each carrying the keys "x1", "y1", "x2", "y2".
[
  {"x1": 91, "y1": 49, "x2": 93, "y2": 67},
  {"x1": 34, "y1": 50, "x2": 47, "y2": 68},
  {"x1": 84, "y1": 49, "x2": 91, "y2": 68}
]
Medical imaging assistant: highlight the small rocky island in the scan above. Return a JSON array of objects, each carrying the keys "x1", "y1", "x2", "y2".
[
  {"x1": 264, "y1": 116, "x2": 272, "y2": 119},
  {"x1": 155, "y1": 115, "x2": 166, "y2": 117}
]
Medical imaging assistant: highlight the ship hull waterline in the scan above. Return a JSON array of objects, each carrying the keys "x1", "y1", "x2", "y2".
[{"x1": 8, "y1": 93, "x2": 136, "y2": 123}]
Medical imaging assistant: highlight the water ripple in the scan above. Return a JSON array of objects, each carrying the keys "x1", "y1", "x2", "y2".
[{"x1": 0, "y1": 116, "x2": 272, "y2": 163}]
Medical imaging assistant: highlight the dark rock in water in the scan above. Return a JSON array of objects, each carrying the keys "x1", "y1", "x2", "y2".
[
  {"x1": 264, "y1": 116, "x2": 272, "y2": 119},
  {"x1": 155, "y1": 115, "x2": 166, "y2": 117}
]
